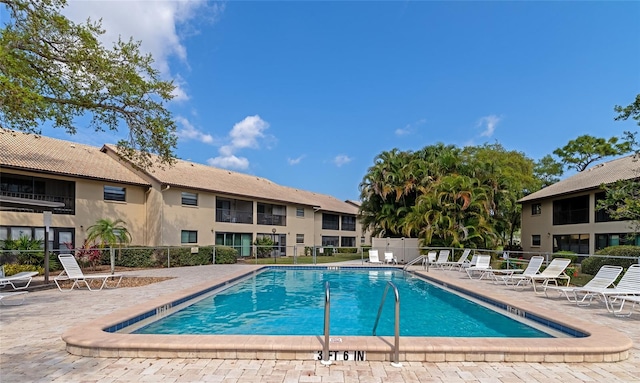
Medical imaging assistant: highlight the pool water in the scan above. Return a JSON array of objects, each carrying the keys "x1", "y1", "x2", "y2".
[{"x1": 133, "y1": 268, "x2": 552, "y2": 338}]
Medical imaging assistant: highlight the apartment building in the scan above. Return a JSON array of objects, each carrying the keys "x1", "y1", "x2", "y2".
[
  {"x1": 0, "y1": 130, "x2": 368, "y2": 256},
  {"x1": 519, "y1": 154, "x2": 640, "y2": 255}
]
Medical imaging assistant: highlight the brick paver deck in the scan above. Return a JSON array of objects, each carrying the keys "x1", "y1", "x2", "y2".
[{"x1": 1, "y1": 263, "x2": 639, "y2": 382}]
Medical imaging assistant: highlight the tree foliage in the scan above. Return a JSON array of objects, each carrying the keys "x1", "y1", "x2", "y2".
[
  {"x1": 86, "y1": 218, "x2": 132, "y2": 273},
  {"x1": 534, "y1": 154, "x2": 564, "y2": 188},
  {"x1": 552, "y1": 134, "x2": 632, "y2": 172},
  {"x1": 615, "y1": 94, "x2": 640, "y2": 127},
  {"x1": 0, "y1": 0, "x2": 177, "y2": 169},
  {"x1": 358, "y1": 143, "x2": 539, "y2": 249},
  {"x1": 596, "y1": 95, "x2": 640, "y2": 237}
]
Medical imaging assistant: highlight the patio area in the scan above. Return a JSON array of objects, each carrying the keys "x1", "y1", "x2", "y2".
[{"x1": 1, "y1": 263, "x2": 639, "y2": 382}]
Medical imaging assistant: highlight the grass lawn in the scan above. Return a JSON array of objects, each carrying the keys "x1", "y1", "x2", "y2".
[{"x1": 239, "y1": 254, "x2": 365, "y2": 265}]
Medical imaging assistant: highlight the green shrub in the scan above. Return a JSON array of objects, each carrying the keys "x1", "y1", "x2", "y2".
[
  {"x1": 337, "y1": 247, "x2": 357, "y2": 254},
  {"x1": 215, "y1": 246, "x2": 238, "y2": 264},
  {"x1": 119, "y1": 247, "x2": 156, "y2": 268},
  {"x1": 580, "y1": 245, "x2": 640, "y2": 275},
  {"x1": 2, "y1": 263, "x2": 42, "y2": 276},
  {"x1": 552, "y1": 251, "x2": 579, "y2": 264}
]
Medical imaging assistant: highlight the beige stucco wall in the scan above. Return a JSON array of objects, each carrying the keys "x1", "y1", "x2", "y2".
[
  {"x1": 0, "y1": 169, "x2": 147, "y2": 246},
  {"x1": 520, "y1": 191, "x2": 634, "y2": 255},
  {"x1": 1, "y1": 168, "x2": 368, "y2": 253}
]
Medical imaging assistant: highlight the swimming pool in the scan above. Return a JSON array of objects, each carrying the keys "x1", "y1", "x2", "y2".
[
  {"x1": 132, "y1": 268, "x2": 552, "y2": 338},
  {"x1": 61, "y1": 265, "x2": 633, "y2": 363}
]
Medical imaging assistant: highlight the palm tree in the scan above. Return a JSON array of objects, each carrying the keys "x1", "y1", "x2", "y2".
[{"x1": 85, "y1": 218, "x2": 132, "y2": 274}]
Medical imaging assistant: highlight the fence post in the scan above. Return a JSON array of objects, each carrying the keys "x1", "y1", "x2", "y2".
[{"x1": 167, "y1": 247, "x2": 170, "y2": 268}]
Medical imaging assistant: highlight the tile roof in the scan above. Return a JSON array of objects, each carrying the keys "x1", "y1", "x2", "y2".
[
  {"x1": 519, "y1": 154, "x2": 640, "y2": 203},
  {"x1": 99, "y1": 144, "x2": 358, "y2": 214},
  {"x1": 0, "y1": 130, "x2": 150, "y2": 186}
]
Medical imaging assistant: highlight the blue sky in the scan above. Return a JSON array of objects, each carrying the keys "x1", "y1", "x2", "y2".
[{"x1": 25, "y1": 1, "x2": 640, "y2": 201}]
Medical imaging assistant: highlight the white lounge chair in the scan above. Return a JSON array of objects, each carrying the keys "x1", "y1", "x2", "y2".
[
  {"x1": 0, "y1": 291, "x2": 28, "y2": 305},
  {"x1": 521, "y1": 258, "x2": 572, "y2": 294},
  {"x1": 500, "y1": 256, "x2": 545, "y2": 287},
  {"x1": 439, "y1": 249, "x2": 471, "y2": 270},
  {"x1": 543, "y1": 265, "x2": 623, "y2": 303},
  {"x1": 431, "y1": 250, "x2": 451, "y2": 269},
  {"x1": 460, "y1": 254, "x2": 479, "y2": 272},
  {"x1": 55, "y1": 254, "x2": 123, "y2": 291},
  {"x1": 609, "y1": 294, "x2": 640, "y2": 317},
  {"x1": 421, "y1": 251, "x2": 438, "y2": 267},
  {"x1": 465, "y1": 255, "x2": 492, "y2": 279},
  {"x1": 0, "y1": 271, "x2": 38, "y2": 290},
  {"x1": 568, "y1": 264, "x2": 640, "y2": 310},
  {"x1": 368, "y1": 250, "x2": 383, "y2": 264},
  {"x1": 384, "y1": 252, "x2": 397, "y2": 265}
]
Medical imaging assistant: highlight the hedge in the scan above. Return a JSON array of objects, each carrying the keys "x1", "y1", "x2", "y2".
[{"x1": 580, "y1": 245, "x2": 640, "y2": 275}]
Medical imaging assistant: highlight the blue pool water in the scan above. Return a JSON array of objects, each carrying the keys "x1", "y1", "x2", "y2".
[{"x1": 133, "y1": 268, "x2": 553, "y2": 338}]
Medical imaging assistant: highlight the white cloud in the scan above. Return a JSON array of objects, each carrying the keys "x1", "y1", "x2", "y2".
[
  {"x1": 477, "y1": 115, "x2": 502, "y2": 137},
  {"x1": 333, "y1": 155, "x2": 352, "y2": 167},
  {"x1": 395, "y1": 118, "x2": 426, "y2": 136},
  {"x1": 206, "y1": 115, "x2": 271, "y2": 170},
  {"x1": 207, "y1": 155, "x2": 249, "y2": 170},
  {"x1": 229, "y1": 115, "x2": 269, "y2": 149},
  {"x1": 62, "y1": 1, "x2": 223, "y2": 101},
  {"x1": 287, "y1": 155, "x2": 304, "y2": 165},
  {"x1": 175, "y1": 116, "x2": 214, "y2": 144}
]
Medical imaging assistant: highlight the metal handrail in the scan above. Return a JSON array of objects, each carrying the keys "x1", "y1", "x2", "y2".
[
  {"x1": 403, "y1": 255, "x2": 426, "y2": 271},
  {"x1": 321, "y1": 281, "x2": 331, "y2": 365},
  {"x1": 372, "y1": 281, "x2": 402, "y2": 367}
]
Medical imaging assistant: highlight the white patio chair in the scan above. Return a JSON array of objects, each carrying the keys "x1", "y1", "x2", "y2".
[{"x1": 55, "y1": 254, "x2": 124, "y2": 291}]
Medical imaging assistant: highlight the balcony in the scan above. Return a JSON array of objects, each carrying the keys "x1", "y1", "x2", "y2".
[
  {"x1": 216, "y1": 208, "x2": 253, "y2": 224},
  {"x1": 0, "y1": 191, "x2": 75, "y2": 214},
  {"x1": 257, "y1": 212, "x2": 286, "y2": 226}
]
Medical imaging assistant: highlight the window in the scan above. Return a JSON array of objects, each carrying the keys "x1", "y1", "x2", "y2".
[
  {"x1": 296, "y1": 234, "x2": 304, "y2": 244},
  {"x1": 341, "y1": 216, "x2": 356, "y2": 231},
  {"x1": 257, "y1": 203, "x2": 286, "y2": 226},
  {"x1": 531, "y1": 234, "x2": 541, "y2": 247},
  {"x1": 322, "y1": 236, "x2": 339, "y2": 247},
  {"x1": 553, "y1": 195, "x2": 589, "y2": 225},
  {"x1": 296, "y1": 207, "x2": 305, "y2": 217},
  {"x1": 341, "y1": 236, "x2": 355, "y2": 247},
  {"x1": 553, "y1": 234, "x2": 589, "y2": 254},
  {"x1": 594, "y1": 192, "x2": 622, "y2": 222},
  {"x1": 216, "y1": 198, "x2": 253, "y2": 224},
  {"x1": 596, "y1": 233, "x2": 640, "y2": 250},
  {"x1": 1, "y1": 173, "x2": 75, "y2": 214},
  {"x1": 181, "y1": 230, "x2": 197, "y2": 244},
  {"x1": 531, "y1": 203, "x2": 541, "y2": 215},
  {"x1": 181, "y1": 192, "x2": 198, "y2": 206},
  {"x1": 322, "y1": 213, "x2": 339, "y2": 230},
  {"x1": 104, "y1": 185, "x2": 126, "y2": 202},
  {"x1": 216, "y1": 232, "x2": 253, "y2": 257}
]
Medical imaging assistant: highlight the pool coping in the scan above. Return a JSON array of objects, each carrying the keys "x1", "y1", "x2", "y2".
[{"x1": 61, "y1": 265, "x2": 633, "y2": 363}]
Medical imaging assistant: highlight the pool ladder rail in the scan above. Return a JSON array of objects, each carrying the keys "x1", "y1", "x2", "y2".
[
  {"x1": 322, "y1": 281, "x2": 402, "y2": 367},
  {"x1": 403, "y1": 254, "x2": 429, "y2": 271}
]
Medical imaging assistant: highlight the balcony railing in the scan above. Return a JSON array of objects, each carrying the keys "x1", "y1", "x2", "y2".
[
  {"x1": 257, "y1": 212, "x2": 286, "y2": 226},
  {"x1": 0, "y1": 191, "x2": 75, "y2": 214},
  {"x1": 216, "y1": 209, "x2": 253, "y2": 224}
]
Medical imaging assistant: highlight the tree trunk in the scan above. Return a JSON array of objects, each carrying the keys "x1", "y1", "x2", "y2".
[{"x1": 110, "y1": 247, "x2": 115, "y2": 274}]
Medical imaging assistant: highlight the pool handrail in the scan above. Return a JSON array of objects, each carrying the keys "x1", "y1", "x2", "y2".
[
  {"x1": 403, "y1": 255, "x2": 427, "y2": 271},
  {"x1": 321, "y1": 281, "x2": 331, "y2": 365},
  {"x1": 372, "y1": 281, "x2": 402, "y2": 367}
]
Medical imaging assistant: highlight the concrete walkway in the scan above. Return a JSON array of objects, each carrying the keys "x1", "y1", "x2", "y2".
[{"x1": 1, "y1": 263, "x2": 639, "y2": 382}]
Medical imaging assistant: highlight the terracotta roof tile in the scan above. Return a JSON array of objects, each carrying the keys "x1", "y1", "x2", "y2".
[
  {"x1": 102, "y1": 144, "x2": 358, "y2": 214},
  {"x1": 0, "y1": 130, "x2": 149, "y2": 186}
]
